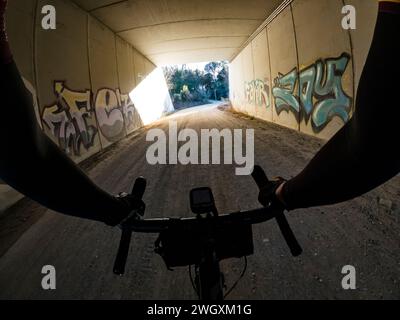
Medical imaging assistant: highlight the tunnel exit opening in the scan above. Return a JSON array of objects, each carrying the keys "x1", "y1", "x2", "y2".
[{"x1": 163, "y1": 61, "x2": 230, "y2": 111}]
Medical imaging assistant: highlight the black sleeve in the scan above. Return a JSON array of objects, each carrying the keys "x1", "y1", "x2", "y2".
[
  {"x1": 282, "y1": 3, "x2": 400, "y2": 210},
  {"x1": 0, "y1": 61, "x2": 129, "y2": 225}
]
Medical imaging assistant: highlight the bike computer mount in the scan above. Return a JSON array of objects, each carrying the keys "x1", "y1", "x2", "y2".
[{"x1": 190, "y1": 187, "x2": 217, "y2": 216}]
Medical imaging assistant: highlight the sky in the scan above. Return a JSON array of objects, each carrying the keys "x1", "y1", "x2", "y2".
[
  {"x1": 185, "y1": 62, "x2": 208, "y2": 71},
  {"x1": 163, "y1": 61, "x2": 219, "y2": 71},
  {"x1": 163, "y1": 60, "x2": 229, "y2": 72}
]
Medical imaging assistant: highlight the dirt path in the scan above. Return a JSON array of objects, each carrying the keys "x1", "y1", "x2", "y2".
[{"x1": 0, "y1": 104, "x2": 399, "y2": 300}]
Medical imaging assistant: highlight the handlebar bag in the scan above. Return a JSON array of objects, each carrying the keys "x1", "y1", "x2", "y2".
[{"x1": 155, "y1": 220, "x2": 254, "y2": 268}]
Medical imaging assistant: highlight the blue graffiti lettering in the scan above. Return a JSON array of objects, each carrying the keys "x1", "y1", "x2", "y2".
[
  {"x1": 272, "y1": 69, "x2": 300, "y2": 120},
  {"x1": 272, "y1": 53, "x2": 352, "y2": 132}
]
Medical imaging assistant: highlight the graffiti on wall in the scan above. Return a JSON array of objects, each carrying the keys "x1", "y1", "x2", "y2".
[
  {"x1": 119, "y1": 91, "x2": 138, "y2": 134},
  {"x1": 42, "y1": 82, "x2": 98, "y2": 157},
  {"x1": 272, "y1": 53, "x2": 352, "y2": 132},
  {"x1": 95, "y1": 88, "x2": 138, "y2": 143},
  {"x1": 245, "y1": 79, "x2": 270, "y2": 108},
  {"x1": 95, "y1": 89, "x2": 125, "y2": 143},
  {"x1": 42, "y1": 82, "x2": 139, "y2": 157}
]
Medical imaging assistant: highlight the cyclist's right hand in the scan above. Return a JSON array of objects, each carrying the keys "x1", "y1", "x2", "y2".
[
  {"x1": 252, "y1": 166, "x2": 302, "y2": 256},
  {"x1": 257, "y1": 177, "x2": 287, "y2": 210},
  {"x1": 252, "y1": 165, "x2": 287, "y2": 211}
]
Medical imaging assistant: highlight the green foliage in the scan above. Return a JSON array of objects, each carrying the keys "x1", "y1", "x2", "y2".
[{"x1": 163, "y1": 61, "x2": 229, "y2": 107}]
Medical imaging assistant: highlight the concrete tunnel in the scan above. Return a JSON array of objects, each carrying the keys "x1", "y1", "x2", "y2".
[
  {"x1": 1, "y1": 0, "x2": 379, "y2": 211},
  {"x1": 2, "y1": 0, "x2": 398, "y2": 301}
]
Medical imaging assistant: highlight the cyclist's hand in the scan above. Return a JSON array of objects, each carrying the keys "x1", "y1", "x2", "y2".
[
  {"x1": 105, "y1": 193, "x2": 145, "y2": 227},
  {"x1": 257, "y1": 177, "x2": 287, "y2": 211}
]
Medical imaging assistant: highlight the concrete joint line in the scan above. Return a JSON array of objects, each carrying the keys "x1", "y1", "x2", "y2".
[{"x1": 230, "y1": 0, "x2": 294, "y2": 62}]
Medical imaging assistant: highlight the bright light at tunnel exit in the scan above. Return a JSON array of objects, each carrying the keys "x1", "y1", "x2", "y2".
[{"x1": 129, "y1": 68, "x2": 174, "y2": 125}]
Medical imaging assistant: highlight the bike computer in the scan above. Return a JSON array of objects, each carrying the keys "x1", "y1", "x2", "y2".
[{"x1": 190, "y1": 187, "x2": 216, "y2": 215}]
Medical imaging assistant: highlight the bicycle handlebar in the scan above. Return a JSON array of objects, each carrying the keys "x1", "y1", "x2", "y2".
[
  {"x1": 123, "y1": 207, "x2": 277, "y2": 233},
  {"x1": 113, "y1": 166, "x2": 303, "y2": 276}
]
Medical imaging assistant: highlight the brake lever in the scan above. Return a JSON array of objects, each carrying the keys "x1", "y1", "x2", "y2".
[
  {"x1": 252, "y1": 165, "x2": 303, "y2": 257},
  {"x1": 113, "y1": 177, "x2": 147, "y2": 276}
]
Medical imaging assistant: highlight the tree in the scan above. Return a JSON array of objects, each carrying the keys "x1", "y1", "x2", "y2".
[
  {"x1": 163, "y1": 61, "x2": 229, "y2": 108},
  {"x1": 204, "y1": 61, "x2": 229, "y2": 101}
]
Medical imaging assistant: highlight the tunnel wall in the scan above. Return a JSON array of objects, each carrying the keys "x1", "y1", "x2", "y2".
[
  {"x1": 6, "y1": 0, "x2": 158, "y2": 163},
  {"x1": 2, "y1": 0, "x2": 161, "y2": 210},
  {"x1": 229, "y1": 0, "x2": 378, "y2": 140}
]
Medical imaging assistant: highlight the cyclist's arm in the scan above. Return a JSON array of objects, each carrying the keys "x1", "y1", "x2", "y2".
[
  {"x1": 278, "y1": 0, "x2": 400, "y2": 210},
  {"x1": 0, "y1": 0, "x2": 129, "y2": 225}
]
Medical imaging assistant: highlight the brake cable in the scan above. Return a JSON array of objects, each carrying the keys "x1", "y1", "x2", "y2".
[
  {"x1": 189, "y1": 265, "x2": 200, "y2": 299},
  {"x1": 224, "y1": 256, "x2": 248, "y2": 299},
  {"x1": 188, "y1": 257, "x2": 249, "y2": 299}
]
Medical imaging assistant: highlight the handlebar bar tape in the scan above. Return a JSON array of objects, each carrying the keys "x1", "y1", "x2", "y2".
[
  {"x1": 252, "y1": 166, "x2": 302, "y2": 256},
  {"x1": 131, "y1": 177, "x2": 146, "y2": 199},
  {"x1": 252, "y1": 165, "x2": 270, "y2": 189},
  {"x1": 275, "y1": 211, "x2": 303, "y2": 257},
  {"x1": 114, "y1": 177, "x2": 147, "y2": 275},
  {"x1": 113, "y1": 229, "x2": 132, "y2": 275}
]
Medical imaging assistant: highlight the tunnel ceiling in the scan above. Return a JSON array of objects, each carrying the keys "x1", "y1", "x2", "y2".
[{"x1": 72, "y1": 0, "x2": 284, "y2": 66}]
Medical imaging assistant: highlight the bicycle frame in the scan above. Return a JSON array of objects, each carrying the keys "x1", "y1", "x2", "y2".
[{"x1": 195, "y1": 238, "x2": 224, "y2": 301}]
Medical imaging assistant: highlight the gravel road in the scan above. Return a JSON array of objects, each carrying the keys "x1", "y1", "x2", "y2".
[{"x1": 0, "y1": 104, "x2": 399, "y2": 299}]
